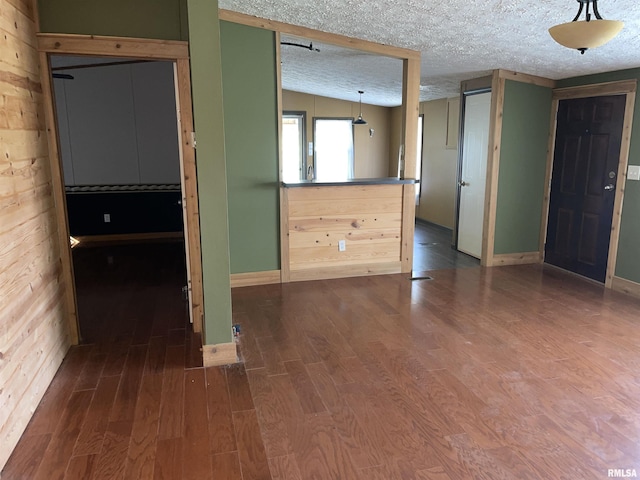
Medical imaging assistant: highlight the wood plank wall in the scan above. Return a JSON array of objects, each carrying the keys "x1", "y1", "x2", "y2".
[
  {"x1": 287, "y1": 184, "x2": 403, "y2": 281},
  {"x1": 0, "y1": 0, "x2": 72, "y2": 470}
]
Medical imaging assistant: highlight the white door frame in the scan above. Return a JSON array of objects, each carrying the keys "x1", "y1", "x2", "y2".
[{"x1": 456, "y1": 89, "x2": 492, "y2": 259}]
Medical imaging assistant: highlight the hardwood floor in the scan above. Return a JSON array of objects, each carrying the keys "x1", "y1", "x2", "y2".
[
  {"x1": 232, "y1": 265, "x2": 640, "y2": 479},
  {"x1": 413, "y1": 221, "x2": 479, "y2": 274},
  {"x1": 2, "y1": 241, "x2": 268, "y2": 480},
  {"x1": 4, "y1": 246, "x2": 640, "y2": 479}
]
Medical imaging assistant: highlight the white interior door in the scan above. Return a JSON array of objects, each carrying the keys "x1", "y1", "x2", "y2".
[{"x1": 458, "y1": 91, "x2": 491, "y2": 259}]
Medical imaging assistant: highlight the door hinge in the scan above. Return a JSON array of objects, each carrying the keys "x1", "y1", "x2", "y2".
[{"x1": 190, "y1": 131, "x2": 196, "y2": 149}]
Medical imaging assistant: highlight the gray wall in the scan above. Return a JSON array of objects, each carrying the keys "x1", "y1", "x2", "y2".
[{"x1": 53, "y1": 60, "x2": 180, "y2": 186}]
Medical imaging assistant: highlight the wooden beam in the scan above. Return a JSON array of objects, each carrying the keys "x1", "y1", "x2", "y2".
[
  {"x1": 498, "y1": 69, "x2": 556, "y2": 89},
  {"x1": 37, "y1": 50, "x2": 79, "y2": 344},
  {"x1": 176, "y1": 58, "x2": 204, "y2": 333},
  {"x1": 553, "y1": 79, "x2": 637, "y2": 100},
  {"x1": 399, "y1": 57, "x2": 420, "y2": 273},
  {"x1": 481, "y1": 70, "x2": 505, "y2": 267},
  {"x1": 606, "y1": 89, "x2": 636, "y2": 288},
  {"x1": 218, "y1": 9, "x2": 420, "y2": 60},
  {"x1": 37, "y1": 33, "x2": 189, "y2": 59},
  {"x1": 538, "y1": 98, "x2": 559, "y2": 262}
]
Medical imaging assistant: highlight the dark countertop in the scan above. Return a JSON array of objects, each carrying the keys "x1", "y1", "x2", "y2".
[{"x1": 281, "y1": 177, "x2": 419, "y2": 187}]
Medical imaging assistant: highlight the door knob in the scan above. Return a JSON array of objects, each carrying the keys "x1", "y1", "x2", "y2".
[
  {"x1": 604, "y1": 184, "x2": 615, "y2": 191},
  {"x1": 459, "y1": 180, "x2": 468, "y2": 187}
]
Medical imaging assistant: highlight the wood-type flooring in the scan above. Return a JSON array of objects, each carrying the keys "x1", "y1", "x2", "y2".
[{"x1": 3, "y1": 241, "x2": 640, "y2": 479}]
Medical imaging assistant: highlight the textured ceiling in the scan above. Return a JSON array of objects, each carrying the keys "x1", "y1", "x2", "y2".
[{"x1": 220, "y1": 0, "x2": 640, "y2": 106}]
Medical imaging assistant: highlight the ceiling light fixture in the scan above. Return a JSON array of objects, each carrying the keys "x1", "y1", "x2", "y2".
[
  {"x1": 549, "y1": 0, "x2": 623, "y2": 55},
  {"x1": 353, "y1": 90, "x2": 367, "y2": 125}
]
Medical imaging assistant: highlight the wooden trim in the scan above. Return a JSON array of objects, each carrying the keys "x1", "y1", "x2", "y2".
[
  {"x1": 276, "y1": 32, "x2": 284, "y2": 183},
  {"x1": 611, "y1": 276, "x2": 640, "y2": 299},
  {"x1": 492, "y1": 252, "x2": 542, "y2": 266},
  {"x1": 75, "y1": 232, "x2": 183, "y2": 245},
  {"x1": 553, "y1": 80, "x2": 637, "y2": 100},
  {"x1": 176, "y1": 58, "x2": 204, "y2": 334},
  {"x1": 543, "y1": 80, "x2": 637, "y2": 289},
  {"x1": 461, "y1": 75, "x2": 492, "y2": 94},
  {"x1": 37, "y1": 33, "x2": 189, "y2": 59},
  {"x1": 38, "y1": 51, "x2": 79, "y2": 344},
  {"x1": 401, "y1": 184, "x2": 416, "y2": 272},
  {"x1": 289, "y1": 261, "x2": 402, "y2": 282},
  {"x1": 538, "y1": 97, "x2": 560, "y2": 262},
  {"x1": 399, "y1": 56, "x2": 420, "y2": 273},
  {"x1": 498, "y1": 69, "x2": 556, "y2": 89},
  {"x1": 202, "y1": 342, "x2": 239, "y2": 367},
  {"x1": 230, "y1": 270, "x2": 281, "y2": 288},
  {"x1": 35, "y1": 33, "x2": 202, "y2": 343},
  {"x1": 276, "y1": 33, "x2": 291, "y2": 284},
  {"x1": 606, "y1": 90, "x2": 636, "y2": 288},
  {"x1": 280, "y1": 187, "x2": 291, "y2": 283},
  {"x1": 31, "y1": 0, "x2": 40, "y2": 32},
  {"x1": 481, "y1": 71, "x2": 505, "y2": 267},
  {"x1": 401, "y1": 57, "x2": 421, "y2": 179},
  {"x1": 218, "y1": 9, "x2": 420, "y2": 60}
]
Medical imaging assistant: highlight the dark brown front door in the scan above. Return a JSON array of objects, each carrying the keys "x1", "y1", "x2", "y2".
[{"x1": 545, "y1": 95, "x2": 626, "y2": 282}]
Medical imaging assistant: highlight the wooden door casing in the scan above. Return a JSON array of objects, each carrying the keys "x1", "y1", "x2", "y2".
[{"x1": 545, "y1": 95, "x2": 626, "y2": 282}]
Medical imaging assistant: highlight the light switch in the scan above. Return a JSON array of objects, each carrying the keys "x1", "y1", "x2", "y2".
[{"x1": 628, "y1": 165, "x2": 640, "y2": 181}]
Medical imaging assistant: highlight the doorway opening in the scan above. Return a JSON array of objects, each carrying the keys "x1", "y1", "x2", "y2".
[
  {"x1": 50, "y1": 54, "x2": 195, "y2": 345},
  {"x1": 38, "y1": 35, "x2": 203, "y2": 347}
]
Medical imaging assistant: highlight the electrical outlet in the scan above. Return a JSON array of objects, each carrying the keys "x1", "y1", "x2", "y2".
[
  {"x1": 338, "y1": 240, "x2": 346, "y2": 252},
  {"x1": 627, "y1": 165, "x2": 640, "y2": 181},
  {"x1": 103, "y1": 213, "x2": 111, "y2": 223}
]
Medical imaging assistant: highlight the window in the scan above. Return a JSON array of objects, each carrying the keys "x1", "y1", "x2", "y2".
[
  {"x1": 282, "y1": 112, "x2": 305, "y2": 182},
  {"x1": 313, "y1": 118, "x2": 354, "y2": 181}
]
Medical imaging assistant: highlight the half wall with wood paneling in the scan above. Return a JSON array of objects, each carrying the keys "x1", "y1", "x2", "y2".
[
  {"x1": 0, "y1": 1, "x2": 72, "y2": 470},
  {"x1": 286, "y1": 184, "x2": 403, "y2": 281}
]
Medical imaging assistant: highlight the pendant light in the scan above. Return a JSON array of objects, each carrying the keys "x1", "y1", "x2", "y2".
[
  {"x1": 549, "y1": 0, "x2": 623, "y2": 54},
  {"x1": 353, "y1": 90, "x2": 367, "y2": 125}
]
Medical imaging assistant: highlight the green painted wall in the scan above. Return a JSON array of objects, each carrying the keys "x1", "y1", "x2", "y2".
[
  {"x1": 494, "y1": 80, "x2": 552, "y2": 254},
  {"x1": 187, "y1": 0, "x2": 233, "y2": 345},
  {"x1": 558, "y1": 68, "x2": 640, "y2": 283},
  {"x1": 220, "y1": 21, "x2": 280, "y2": 274},
  {"x1": 38, "y1": 0, "x2": 188, "y2": 40}
]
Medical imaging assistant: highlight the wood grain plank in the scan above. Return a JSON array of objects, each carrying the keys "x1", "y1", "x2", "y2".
[
  {"x1": 32, "y1": 390, "x2": 93, "y2": 480},
  {"x1": 1, "y1": 433, "x2": 51, "y2": 479},
  {"x1": 268, "y1": 454, "x2": 302, "y2": 480},
  {"x1": 226, "y1": 364, "x2": 255, "y2": 412},
  {"x1": 64, "y1": 455, "x2": 97, "y2": 480},
  {"x1": 73, "y1": 375, "x2": 120, "y2": 457},
  {"x1": 144, "y1": 336, "x2": 168, "y2": 375},
  {"x1": 181, "y1": 369, "x2": 212, "y2": 479},
  {"x1": 22, "y1": 346, "x2": 92, "y2": 437},
  {"x1": 109, "y1": 345, "x2": 148, "y2": 424},
  {"x1": 283, "y1": 360, "x2": 326, "y2": 415},
  {"x1": 157, "y1": 345, "x2": 185, "y2": 440},
  {"x1": 123, "y1": 373, "x2": 163, "y2": 480},
  {"x1": 233, "y1": 410, "x2": 271, "y2": 480},
  {"x1": 153, "y1": 438, "x2": 182, "y2": 480},
  {"x1": 211, "y1": 451, "x2": 243, "y2": 480},
  {"x1": 205, "y1": 367, "x2": 237, "y2": 454}
]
